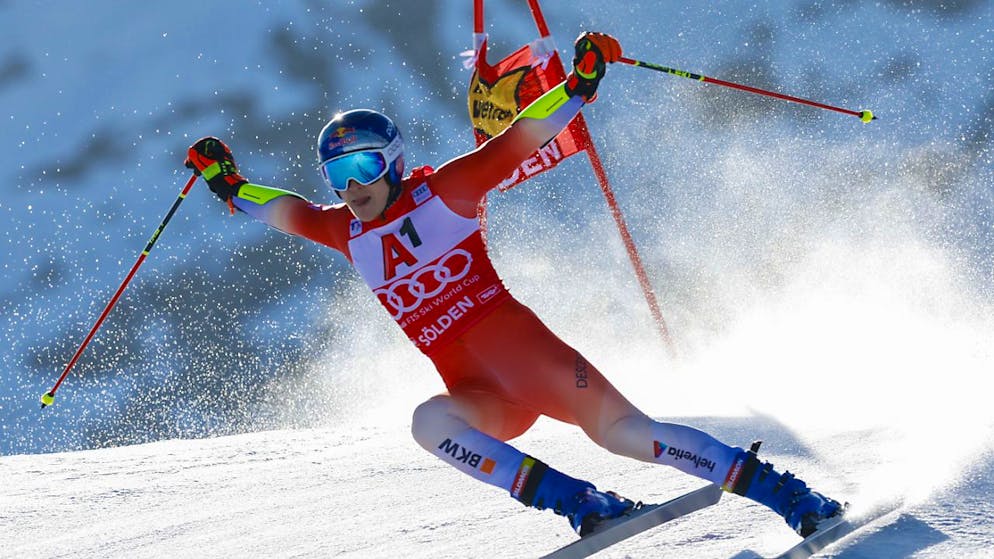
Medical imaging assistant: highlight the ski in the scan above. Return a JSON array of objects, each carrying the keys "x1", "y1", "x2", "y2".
[
  {"x1": 769, "y1": 500, "x2": 902, "y2": 559},
  {"x1": 732, "y1": 499, "x2": 902, "y2": 559},
  {"x1": 771, "y1": 509, "x2": 851, "y2": 559},
  {"x1": 541, "y1": 484, "x2": 723, "y2": 559}
]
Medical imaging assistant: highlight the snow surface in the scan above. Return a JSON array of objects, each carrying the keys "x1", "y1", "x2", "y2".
[
  {"x1": 3, "y1": 418, "x2": 994, "y2": 558},
  {"x1": 3, "y1": 1, "x2": 994, "y2": 557}
]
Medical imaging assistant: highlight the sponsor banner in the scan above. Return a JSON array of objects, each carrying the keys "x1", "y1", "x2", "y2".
[{"x1": 468, "y1": 39, "x2": 586, "y2": 192}]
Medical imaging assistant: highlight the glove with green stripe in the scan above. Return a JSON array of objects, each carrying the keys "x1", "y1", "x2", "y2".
[
  {"x1": 184, "y1": 137, "x2": 247, "y2": 203},
  {"x1": 565, "y1": 32, "x2": 622, "y2": 102}
]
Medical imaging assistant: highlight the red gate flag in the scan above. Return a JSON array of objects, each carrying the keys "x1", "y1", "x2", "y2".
[
  {"x1": 467, "y1": 37, "x2": 587, "y2": 192},
  {"x1": 466, "y1": 0, "x2": 676, "y2": 355}
]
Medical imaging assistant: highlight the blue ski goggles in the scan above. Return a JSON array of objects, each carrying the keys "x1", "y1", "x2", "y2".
[{"x1": 318, "y1": 136, "x2": 402, "y2": 192}]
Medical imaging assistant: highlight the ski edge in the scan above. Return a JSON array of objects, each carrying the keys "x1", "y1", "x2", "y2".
[
  {"x1": 768, "y1": 500, "x2": 904, "y2": 559},
  {"x1": 541, "y1": 483, "x2": 723, "y2": 559}
]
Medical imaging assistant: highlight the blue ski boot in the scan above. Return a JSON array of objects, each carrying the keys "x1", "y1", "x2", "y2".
[
  {"x1": 724, "y1": 442, "x2": 843, "y2": 537},
  {"x1": 512, "y1": 457, "x2": 635, "y2": 536},
  {"x1": 568, "y1": 487, "x2": 637, "y2": 536}
]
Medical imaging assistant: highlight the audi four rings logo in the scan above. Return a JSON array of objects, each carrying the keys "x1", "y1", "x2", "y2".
[{"x1": 375, "y1": 249, "x2": 473, "y2": 319}]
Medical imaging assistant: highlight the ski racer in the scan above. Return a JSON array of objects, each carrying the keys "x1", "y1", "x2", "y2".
[{"x1": 184, "y1": 32, "x2": 842, "y2": 537}]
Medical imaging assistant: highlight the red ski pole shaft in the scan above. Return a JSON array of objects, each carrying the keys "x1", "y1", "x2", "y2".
[
  {"x1": 618, "y1": 56, "x2": 876, "y2": 123},
  {"x1": 40, "y1": 174, "x2": 199, "y2": 409}
]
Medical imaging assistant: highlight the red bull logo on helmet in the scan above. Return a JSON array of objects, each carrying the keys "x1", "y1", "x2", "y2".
[{"x1": 325, "y1": 126, "x2": 358, "y2": 151}]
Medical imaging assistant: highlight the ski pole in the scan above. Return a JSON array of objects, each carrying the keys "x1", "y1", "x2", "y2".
[
  {"x1": 40, "y1": 173, "x2": 199, "y2": 409},
  {"x1": 618, "y1": 56, "x2": 876, "y2": 123}
]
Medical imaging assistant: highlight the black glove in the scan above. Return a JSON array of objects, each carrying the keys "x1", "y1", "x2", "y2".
[
  {"x1": 564, "y1": 32, "x2": 622, "y2": 102},
  {"x1": 184, "y1": 137, "x2": 247, "y2": 202}
]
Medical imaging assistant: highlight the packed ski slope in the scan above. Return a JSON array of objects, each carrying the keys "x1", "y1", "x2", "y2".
[
  {"x1": 2, "y1": 414, "x2": 993, "y2": 558},
  {"x1": 3, "y1": 1, "x2": 993, "y2": 557}
]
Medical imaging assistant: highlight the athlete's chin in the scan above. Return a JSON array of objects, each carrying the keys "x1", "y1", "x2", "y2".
[{"x1": 348, "y1": 200, "x2": 384, "y2": 222}]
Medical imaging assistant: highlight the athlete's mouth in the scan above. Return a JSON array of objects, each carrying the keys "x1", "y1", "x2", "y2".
[{"x1": 351, "y1": 195, "x2": 372, "y2": 207}]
